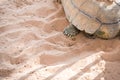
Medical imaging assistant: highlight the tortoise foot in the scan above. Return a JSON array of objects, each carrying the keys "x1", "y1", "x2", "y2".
[
  {"x1": 63, "y1": 24, "x2": 80, "y2": 37},
  {"x1": 84, "y1": 33, "x2": 96, "y2": 39}
]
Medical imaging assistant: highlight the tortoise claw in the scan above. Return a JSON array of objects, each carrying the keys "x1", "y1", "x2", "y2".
[{"x1": 63, "y1": 24, "x2": 80, "y2": 37}]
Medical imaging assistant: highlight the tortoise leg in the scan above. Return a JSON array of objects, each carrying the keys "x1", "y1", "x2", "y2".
[
  {"x1": 94, "y1": 24, "x2": 120, "y2": 39},
  {"x1": 84, "y1": 33, "x2": 96, "y2": 39},
  {"x1": 63, "y1": 24, "x2": 80, "y2": 37}
]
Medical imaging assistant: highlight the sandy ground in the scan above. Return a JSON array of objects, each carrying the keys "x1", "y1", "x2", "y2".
[{"x1": 0, "y1": 0, "x2": 120, "y2": 80}]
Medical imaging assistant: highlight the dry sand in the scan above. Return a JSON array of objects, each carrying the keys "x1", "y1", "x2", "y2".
[{"x1": 0, "y1": 0, "x2": 120, "y2": 80}]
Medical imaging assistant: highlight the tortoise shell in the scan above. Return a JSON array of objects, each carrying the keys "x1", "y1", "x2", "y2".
[{"x1": 61, "y1": 0, "x2": 120, "y2": 39}]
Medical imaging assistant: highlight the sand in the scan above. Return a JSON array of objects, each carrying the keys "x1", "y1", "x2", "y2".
[{"x1": 0, "y1": 0, "x2": 120, "y2": 80}]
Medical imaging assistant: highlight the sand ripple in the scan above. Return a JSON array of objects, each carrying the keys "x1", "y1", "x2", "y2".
[{"x1": 0, "y1": 0, "x2": 120, "y2": 80}]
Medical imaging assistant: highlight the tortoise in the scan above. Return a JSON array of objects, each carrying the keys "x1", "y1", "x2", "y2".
[{"x1": 56, "y1": 0, "x2": 120, "y2": 39}]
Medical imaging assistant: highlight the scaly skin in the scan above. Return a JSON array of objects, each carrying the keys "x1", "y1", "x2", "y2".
[
  {"x1": 63, "y1": 24, "x2": 80, "y2": 37},
  {"x1": 95, "y1": 24, "x2": 120, "y2": 39}
]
